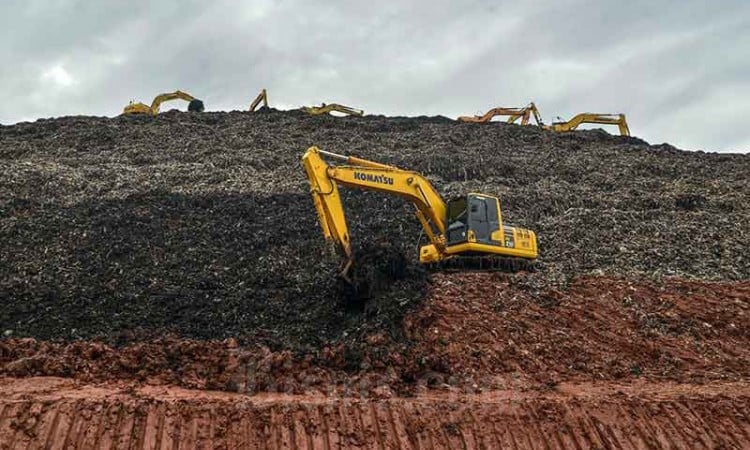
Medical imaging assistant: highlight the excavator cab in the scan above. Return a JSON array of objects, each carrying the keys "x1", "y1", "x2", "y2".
[
  {"x1": 446, "y1": 194, "x2": 501, "y2": 246},
  {"x1": 442, "y1": 194, "x2": 537, "y2": 263}
]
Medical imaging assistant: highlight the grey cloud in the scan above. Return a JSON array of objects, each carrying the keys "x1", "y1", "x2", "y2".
[{"x1": 1, "y1": 0, "x2": 748, "y2": 152}]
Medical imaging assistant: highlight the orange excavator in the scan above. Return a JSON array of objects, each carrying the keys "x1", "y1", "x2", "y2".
[{"x1": 458, "y1": 103, "x2": 543, "y2": 125}]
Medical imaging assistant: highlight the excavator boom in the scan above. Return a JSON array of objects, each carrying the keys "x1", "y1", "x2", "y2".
[
  {"x1": 302, "y1": 146, "x2": 537, "y2": 279},
  {"x1": 249, "y1": 89, "x2": 268, "y2": 111}
]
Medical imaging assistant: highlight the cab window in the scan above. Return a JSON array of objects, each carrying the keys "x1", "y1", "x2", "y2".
[{"x1": 447, "y1": 197, "x2": 467, "y2": 223}]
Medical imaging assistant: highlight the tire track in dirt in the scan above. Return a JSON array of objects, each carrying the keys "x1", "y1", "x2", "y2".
[{"x1": 1, "y1": 378, "x2": 749, "y2": 449}]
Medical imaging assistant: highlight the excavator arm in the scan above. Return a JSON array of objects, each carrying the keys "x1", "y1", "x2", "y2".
[
  {"x1": 149, "y1": 90, "x2": 197, "y2": 114},
  {"x1": 303, "y1": 103, "x2": 364, "y2": 117},
  {"x1": 527, "y1": 102, "x2": 544, "y2": 126},
  {"x1": 547, "y1": 113, "x2": 630, "y2": 136},
  {"x1": 302, "y1": 147, "x2": 446, "y2": 275},
  {"x1": 249, "y1": 89, "x2": 268, "y2": 111}
]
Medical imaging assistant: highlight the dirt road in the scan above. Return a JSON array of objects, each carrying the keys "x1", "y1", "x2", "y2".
[{"x1": 2, "y1": 377, "x2": 748, "y2": 449}]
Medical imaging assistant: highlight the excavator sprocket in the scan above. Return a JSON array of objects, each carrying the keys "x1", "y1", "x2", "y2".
[{"x1": 427, "y1": 256, "x2": 537, "y2": 273}]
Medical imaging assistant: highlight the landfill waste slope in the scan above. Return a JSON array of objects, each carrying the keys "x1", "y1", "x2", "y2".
[{"x1": 0, "y1": 110, "x2": 748, "y2": 345}]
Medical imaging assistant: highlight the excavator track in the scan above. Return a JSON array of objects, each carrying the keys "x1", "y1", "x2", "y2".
[{"x1": 427, "y1": 256, "x2": 537, "y2": 273}]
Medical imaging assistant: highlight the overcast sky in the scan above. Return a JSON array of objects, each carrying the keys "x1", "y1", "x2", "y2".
[{"x1": 1, "y1": 0, "x2": 748, "y2": 153}]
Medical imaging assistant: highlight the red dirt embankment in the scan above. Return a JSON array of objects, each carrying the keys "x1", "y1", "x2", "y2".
[
  {"x1": 407, "y1": 273, "x2": 750, "y2": 388},
  {"x1": 2, "y1": 275, "x2": 748, "y2": 394}
]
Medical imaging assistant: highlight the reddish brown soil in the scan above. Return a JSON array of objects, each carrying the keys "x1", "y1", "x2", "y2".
[
  {"x1": 406, "y1": 273, "x2": 750, "y2": 387},
  {"x1": 0, "y1": 377, "x2": 748, "y2": 449},
  {"x1": 2, "y1": 275, "x2": 748, "y2": 394}
]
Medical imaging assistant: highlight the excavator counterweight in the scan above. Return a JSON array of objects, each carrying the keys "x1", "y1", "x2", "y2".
[{"x1": 302, "y1": 146, "x2": 537, "y2": 280}]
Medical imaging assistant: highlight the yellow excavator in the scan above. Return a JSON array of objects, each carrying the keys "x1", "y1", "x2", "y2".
[
  {"x1": 458, "y1": 102, "x2": 543, "y2": 126},
  {"x1": 123, "y1": 90, "x2": 204, "y2": 116},
  {"x1": 302, "y1": 146, "x2": 537, "y2": 280},
  {"x1": 249, "y1": 89, "x2": 268, "y2": 111},
  {"x1": 303, "y1": 103, "x2": 364, "y2": 117},
  {"x1": 545, "y1": 113, "x2": 630, "y2": 136}
]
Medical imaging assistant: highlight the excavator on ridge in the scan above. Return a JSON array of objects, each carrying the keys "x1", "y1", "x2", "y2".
[
  {"x1": 545, "y1": 113, "x2": 630, "y2": 136},
  {"x1": 458, "y1": 102, "x2": 630, "y2": 136},
  {"x1": 249, "y1": 89, "x2": 268, "y2": 111},
  {"x1": 302, "y1": 146, "x2": 537, "y2": 281},
  {"x1": 303, "y1": 103, "x2": 364, "y2": 117},
  {"x1": 123, "y1": 90, "x2": 204, "y2": 116},
  {"x1": 458, "y1": 103, "x2": 543, "y2": 126}
]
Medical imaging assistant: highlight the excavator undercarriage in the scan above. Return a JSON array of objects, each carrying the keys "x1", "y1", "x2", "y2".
[{"x1": 426, "y1": 255, "x2": 537, "y2": 272}]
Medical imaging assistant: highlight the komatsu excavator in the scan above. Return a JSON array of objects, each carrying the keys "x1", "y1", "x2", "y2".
[
  {"x1": 545, "y1": 113, "x2": 630, "y2": 136},
  {"x1": 123, "y1": 90, "x2": 204, "y2": 116},
  {"x1": 458, "y1": 103, "x2": 543, "y2": 126},
  {"x1": 249, "y1": 89, "x2": 268, "y2": 111},
  {"x1": 303, "y1": 103, "x2": 364, "y2": 117},
  {"x1": 303, "y1": 146, "x2": 537, "y2": 280}
]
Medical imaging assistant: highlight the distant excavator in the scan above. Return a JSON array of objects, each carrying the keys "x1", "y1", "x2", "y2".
[
  {"x1": 123, "y1": 90, "x2": 204, "y2": 116},
  {"x1": 303, "y1": 103, "x2": 364, "y2": 117},
  {"x1": 545, "y1": 113, "x2": 630, "y2": 136},
  {"x1": 459, "y1": 103, "x2": 630, "y2": 136},
  {"x1": 458, "y1": 103, "x2": 543, "y2": 126},
  {"x1": 249, "y1": 89, "x2": 268, "y2": 112},
  {"x1": 302, "y1": 146, "x2": 537, "y2": 281}
]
